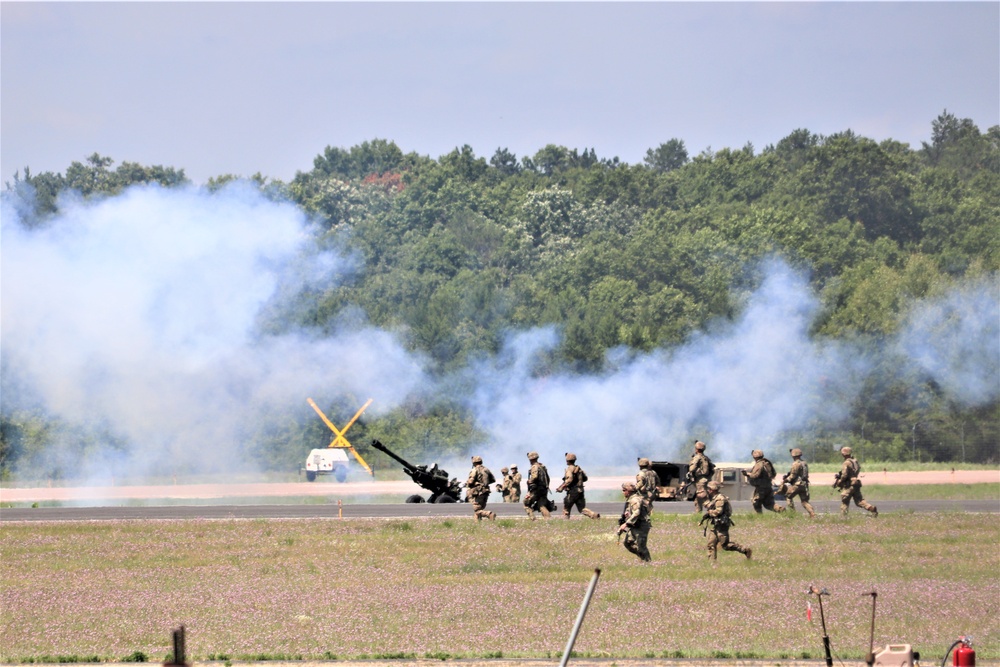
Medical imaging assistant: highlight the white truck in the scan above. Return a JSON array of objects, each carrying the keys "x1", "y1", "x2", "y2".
[{"x1": 302, "y1": 448, "x2": 350, "y2": 482}]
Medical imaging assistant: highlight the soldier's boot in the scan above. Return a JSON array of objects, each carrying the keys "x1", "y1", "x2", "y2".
[
  {"x1": 562, "y1": 510, "x2": 572, "y2": 519},
  {"x1": 525, "y1": 507, "x2": 536, "y2": 520},
  {"x1": 488, "y1": 511, "x2": 497, "y2": 521},
  {"x1": 869, "y1": 505, "x2": 878, "y2": 517},
  {"x1": 744, "y1": 547, "x2": 753, "y2": 560},
  {"x1": 540, "y1": 506, "x2": 551, "y2": 519},
  {"x1": 582, "y1": 508, "x2": 600, "y2": 520},
  {"x1": 775, "y1": 505, "x2": 786, "y2": 513}
]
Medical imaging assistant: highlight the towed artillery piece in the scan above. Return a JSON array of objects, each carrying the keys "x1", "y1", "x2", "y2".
[{"x1": 370, "y1": 439, "x2": 464, "y2": 503}]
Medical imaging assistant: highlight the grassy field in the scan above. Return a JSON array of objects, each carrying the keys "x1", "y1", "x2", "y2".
[{"x1": 1, "y1": 510, "x2": 998, "y2": 664}]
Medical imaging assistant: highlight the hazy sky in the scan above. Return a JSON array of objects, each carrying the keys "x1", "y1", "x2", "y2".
[{"x1": 2, "y1": 2, "x2": 998, "y2": 185}]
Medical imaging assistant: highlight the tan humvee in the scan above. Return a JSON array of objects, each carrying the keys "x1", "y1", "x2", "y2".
[{"x1": 648, "y1": 460, "x2": 756, "y2": 502}]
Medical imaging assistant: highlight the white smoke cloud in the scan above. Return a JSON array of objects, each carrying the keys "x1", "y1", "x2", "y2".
[
  {"x1": 1, "y1": 183, "x2": 427, "y2": 479},
  {"x1": 897, "y1": 276, "x2": 1000, "y2": 407},
  {"x1": 462, "y1": 260, "x2": 872, "y2": 466},
  {"x1": 2, "y1": 183, "x2": 997, "y2": 481}
]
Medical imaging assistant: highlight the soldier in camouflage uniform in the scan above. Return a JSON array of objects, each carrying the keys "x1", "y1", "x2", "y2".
[
  {"x1": 557, "y1": 453, "x2": 600, "y2": 519},
  {"x1": 744, "y1": 449, "x2": 785, "y2": 514},
  {"x1": 778, "y1": 448, "x2": 816, "y2": 517},
  {"x1": 508, "y1": 464, "x2": 522, "y2": 503},
  {"x1": 703, "y1": 481, "x2": 752, "y2": 561},
  {"x1": 687, "y1": 441, "x2": 714, "y2": 513},
  {"x1": 635, "y1": 458, "x2": 660, "y2": 508},
  {"x1": 523, "y1": 452, "x2": 553, "y2": 520},
  {"x1": 465, "y1": 456, "x2": 496, "y2": 521},
  {"x1": 497, "y1": 466, "x2": 510, "y2": 502},
  {"x1": 834, "y1": 446, "x2": 878, "y2": 517},
  {"x1": 617, "y1": 482, "x2": 651, "y2": 562}
]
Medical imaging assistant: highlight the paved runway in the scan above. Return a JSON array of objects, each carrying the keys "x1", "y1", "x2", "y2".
[{"x1": 1, "y1": 498, "x2": 996, "y2": 522}]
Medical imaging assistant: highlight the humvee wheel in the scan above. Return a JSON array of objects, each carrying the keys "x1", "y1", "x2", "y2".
[
  {"x1": 405, "y1": 494, "x2": 426, "y2": 503},
  {"x1": 305, "y1": 471, "x2": 317, "y2": 482}
]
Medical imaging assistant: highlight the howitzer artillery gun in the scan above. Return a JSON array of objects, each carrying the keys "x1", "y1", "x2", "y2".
[{"x1": 370, "y1": 439, "x2": 463, "y2": 503}]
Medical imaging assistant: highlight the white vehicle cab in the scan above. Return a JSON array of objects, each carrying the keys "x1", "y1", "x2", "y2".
[{"x1": 303, "y1": 448, "x2": 350, "y2": 482}]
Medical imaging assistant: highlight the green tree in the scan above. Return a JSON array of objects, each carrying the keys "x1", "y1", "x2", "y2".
[{"x1": 644, "y1": 138, "x2": 689, "y2": 172}]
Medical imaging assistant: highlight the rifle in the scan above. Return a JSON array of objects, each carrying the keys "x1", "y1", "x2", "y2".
[
  {"x1": 832, "y1": 471, "x2": 842, "y2": 489},
  {"x1": 616, "y1": 502, "x2": 629, "y2": 542}
]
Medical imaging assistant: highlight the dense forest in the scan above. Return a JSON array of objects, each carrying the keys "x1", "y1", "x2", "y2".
[{"x1": 2, "y1": 111, "x2": 998, "y2": 478}]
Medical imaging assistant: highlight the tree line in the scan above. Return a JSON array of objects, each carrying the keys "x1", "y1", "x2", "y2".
[{"x1": 2, "y1": 110, "x2": 998, "y2": 476}]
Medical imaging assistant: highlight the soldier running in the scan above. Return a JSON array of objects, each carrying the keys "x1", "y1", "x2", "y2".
[
  {"x1": 779, "y1": 448, "x2": 816, "y2": 517},
  {"x1": 703, "y1": 481, "x2": 752, "y2": 561},
  {"x1": 507, "y1": 464, "x2": 522, "y2": 503},
  {"x1": 744, "y1": 449, "x2": 784, "y2": 514},
  {"x1": 523, "y1": 452, "x2": 553, "y2": 520},
  {"x1": 557, "y1": 453, "x2": 600, "y2": 519},
  {"x1": 687, "y1": 440, "x2": 715, "y2": 513},
  {"x1": 465, "y1": 456, "x2": 496, "y2": 521},
  {"x1": 834, "y1": 446, "x2": 878, "y2": 517},
  {"x1": 497, "y1": 466, "x2": 510, "y2": 502},
  {"x1": 635, "y1": 458, "x2": 660, "y2": 508},
  {"x1": 617, "y1": 482, "x2": 651, "y2": 562}
]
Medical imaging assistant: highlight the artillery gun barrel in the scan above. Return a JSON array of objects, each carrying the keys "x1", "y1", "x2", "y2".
[{"x1": 370, "y1": 439, "x2": 418, "y2": 472}]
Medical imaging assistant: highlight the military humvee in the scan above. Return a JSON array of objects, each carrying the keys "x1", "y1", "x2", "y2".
[{"x1": 649, "y1": 460, "x2": 758, "y2": 502}]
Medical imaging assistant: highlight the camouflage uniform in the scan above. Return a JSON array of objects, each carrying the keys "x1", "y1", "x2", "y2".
[
  {"x1": 779, "y1": 449, "x2": 816, "y2": 517},
  {"x1": 835, "y1": 447, "x2": 877, "y2": 517},
  {"x1": 745, "y1": 450, "x2": 784, "y2": 514},
  {"x1": 704, "y1": 482, "x2": 751, "y2": 560},
  {"x1": 635, "y1": 458, "x2": 660, "y2": 508},
  {"x1": 523, "y1": 453, "x2": 553, "y2": 520},
  {"x1": 497, "y1": 467, "x2": 510, "y2": 502},
  {"x1": 508, "y1": 465, "x2": 522, "y2": 503},
  {"x1": 465, "y1": 456, "x2": 496, "y2": 521},
  {"x1": 687, "y1": 441, "x2": 713, "y2": 513},
  {"x1": 617, "y1": 483, "x2": 651, "y2": 561},
  {"x1": 558, "y1": 454, "x2": 600, "y2": 519}
]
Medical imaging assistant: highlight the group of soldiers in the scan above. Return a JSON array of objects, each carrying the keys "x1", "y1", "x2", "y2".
[
  {"x1": 463, "y1": 439, "x2": 878, "y2": 565},
  {"x1": 674, "y1": 440, "x2": 878, "y2": 563},
  {"x1": 464, "y1": 451, "x2": 603, "y2": 522}
]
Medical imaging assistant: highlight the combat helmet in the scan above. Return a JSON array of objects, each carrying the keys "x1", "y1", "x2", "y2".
[
  {"x1": 789, "y1": 448, "x2": 803, "y2": 457},
  {"x1": 510, "y1": 463, "x2": 518, "y2": 470},
  {"x1": 471, "y1": 455, "x2": 483, "y2": 465},
  {"x1": 706, "y1": 481, "x2": 721, "y2": 492},
  {"x1": 694, "y1": 440, "x2": 706, "y2": 452},
  {"x1": 638, "y1": 457, "x2": 651, "y2": 468},
  {"x1": 501, "y1": 467, "x2": 509, "y2": 474},
  {"x1": 621, "y1": 482, "x2": 637, "y2": 493},
  {"x1": 527, "y1": 451, "x2": 539, "y2": 461},
  {"x1": 565, "y1": 452, "x2": 577, "y2": 462},
  {"x1": 751, "y1": 449, "x2": 764, "y2": 459},
  {"x1": 840, "y1": 446, "x2": 853, "y2": 457}
]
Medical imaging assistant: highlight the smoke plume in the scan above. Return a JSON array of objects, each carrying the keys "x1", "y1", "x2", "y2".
[{"x1": 2, "y1": 184, "x2": 997, "y2": 480}]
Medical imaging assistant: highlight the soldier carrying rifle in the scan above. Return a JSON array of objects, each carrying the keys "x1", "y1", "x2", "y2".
[
  {"x1": 617, "y1": 482, "x2": 651, "y2": 562},
  {"x1": 702, "y1": 481, "x2": 752, "y2": 561},
  {"x1": 778, "y1": 448, "x2": 816, "y2": 517},
  {"x1": 834, "y1": 446, "x2": 878, "y2": 517}
]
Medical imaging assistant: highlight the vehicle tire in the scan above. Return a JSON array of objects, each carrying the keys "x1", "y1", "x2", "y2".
[
  {"x1": 405, "y1": 494, "x2": 426, "y2": 504},
  {"x1": 305, "y1": 471, "x2": 317, "y2": 482},
  {"x1": 335, "y1": 467, "x2": 348, "y2": 483},
  {"x1": 436, "y1": 495, "x2": 457, "y2": 503}
]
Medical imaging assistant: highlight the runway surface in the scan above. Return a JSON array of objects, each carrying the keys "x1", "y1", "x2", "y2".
[
  {"x1": 1, "y1": 470, "x2": 996, "y2": 522},
  {"x1": 2, "y1": 498, "x2": 997, "y2": 522}
]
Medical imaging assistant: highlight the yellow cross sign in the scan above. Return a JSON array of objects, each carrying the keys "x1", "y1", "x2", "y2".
[{"x1": 307, "y1": 397, "x2": 374, "y2": 476}]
